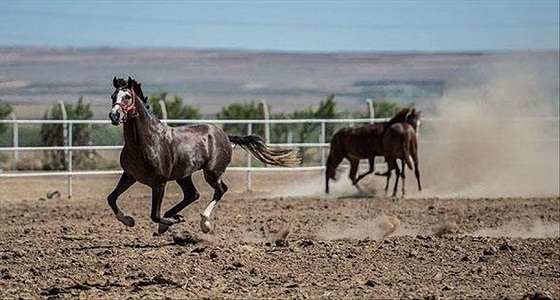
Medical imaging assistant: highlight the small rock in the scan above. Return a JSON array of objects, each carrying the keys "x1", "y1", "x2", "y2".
[
  {"x1": 250, "y1": 267, "x2": 259, "y2": 276},
  {"x1": 483, "y1": 247, "x2": 497, "y2": 256},
  {"x1": 442, "y1": 285, "x2": 453, "y2": 291},
  {"x1": 298, "y1": 239, "x2": 315, "y2": 247},
  {"x1": 460, "y1": 255, "x2": 470, "y2": 262},
  {"x1": 365, "y1": 279, "x2": 377, "y2": 287},
  {"x1": 275, "y1": 239, "x2": 289, "y2": 247},
  {"x1": 46, "y1": 190, "x2": 61, "y2": 200},
  {"x1": 524, "y1": 292, "x2": 552, "y2": 300},
  {"x1": 499, "y1": 242, "x2": 515, "y2": 251},
  {"x1": 209, "y1": 251, "x2": 218, "y2": 259},
  {"x1": 1, "y1": 268, "x2": 12, "y2": 279}
]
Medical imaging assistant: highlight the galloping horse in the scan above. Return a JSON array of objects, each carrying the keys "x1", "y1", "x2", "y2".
[
  {"x1": 107, "y1": 77, "x2": 300, "y2": 234},
  {"x1": 377, "y1": 109, "x2": 422, "y2": 198},
  {"x1": 324, "y1": 108, "x2": 417, "y2": 194}
]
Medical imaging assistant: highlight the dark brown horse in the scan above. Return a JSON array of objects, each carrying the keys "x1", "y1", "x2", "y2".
[
  {"x1": 377, "y1": 109, "x2": 422, "y2": 198},
  {"x1": 325, "y1": 108, "x2": 417, "y2": 194},
  {"x1": 107, "y1": 77, "x2": 300, "y2": 234}
]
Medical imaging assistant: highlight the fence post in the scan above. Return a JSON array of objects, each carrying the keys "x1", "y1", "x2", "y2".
[
  {"x1": 57, "y1": 100, "x2": 71, "y2": 198},
  {"x1": 365, "y1": 99, "x2": 375, "y2": 123},
  {"x1": 10, "y1": 113, "x2": 18, "y2": 168},
  {"x1": 159, "y1": 100, "x2": 168, "y2": 125},
  {"x1": 260, "y1": 99, "x2": 270, "y2": 144},
  {"x1": 320, "y1": 120, "x2": 326, "y2": 166},
  {"x1": 68, "y1": 123, "x2": 73, "y2": 198},
  {"x1": 246, "y1": 122, "x2": 252, "y2": 191}
]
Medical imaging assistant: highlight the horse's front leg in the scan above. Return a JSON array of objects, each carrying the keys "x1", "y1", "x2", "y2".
[
  {"x1": 107, "y1": 172, "x2": 137, "y2": 227},
  {"x1": 348, "y1": 158, "x2": 362, "y2": 191},
  {"x1": 355, "y1": 157, "x2": 375, "y2": 184},
  {"x1": 150, "y1": 183, "x2": 181, "y2": 234}
]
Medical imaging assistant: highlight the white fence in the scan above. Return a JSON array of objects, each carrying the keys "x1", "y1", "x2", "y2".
[
  {"x1": 0, "y1": 117, "x2": 388, "y2": 197},
  {"x1": 1, "y1": 116, "x2": 559, "y2": 197}
]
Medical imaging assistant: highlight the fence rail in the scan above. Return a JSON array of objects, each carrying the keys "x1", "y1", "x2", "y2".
[
  {"x1": 1, "y1": 116, "x2": 559, "y2": 197},
  {"x1": 0, "y1": 117, "x2": 391, "y2": 196}
]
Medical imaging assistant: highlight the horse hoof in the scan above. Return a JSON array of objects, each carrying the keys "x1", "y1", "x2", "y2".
[
  {"x1": 158, "y1": 223, "x2": 170, "y2": 234},
  {"x1": 172, "y1": 214, "x2": 185, "y2": 223},
  {"x1": 200, "y1": 219, "x2": 212, "y2": 234},
  {"x1": 117, "y1": 212, "x2": 135, "y2": 227}
]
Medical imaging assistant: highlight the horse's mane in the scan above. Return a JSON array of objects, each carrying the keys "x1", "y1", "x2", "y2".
[{"x1": 388, "y1": 108, "x2": 412, "y2": 123}]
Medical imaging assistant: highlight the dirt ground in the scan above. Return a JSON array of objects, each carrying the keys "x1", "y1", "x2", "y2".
[{"x1": 0, "y1": 175, "x2": 559, "y2": 299}]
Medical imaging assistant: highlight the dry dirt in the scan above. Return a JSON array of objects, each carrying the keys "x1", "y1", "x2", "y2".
[{"x1": 0, "y1": 175, "x2": 559, "y2": 299}]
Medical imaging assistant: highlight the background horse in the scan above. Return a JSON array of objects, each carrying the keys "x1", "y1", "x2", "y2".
[
  {"x1": 325, "y1": 108, "x2": 416, "y2": 194},
  {"x1": 107, "y1": 77, "x2": 300, "y2": 234},
  {"x1": 377, "y1": 109, "x2": 422, "y2": 198}
]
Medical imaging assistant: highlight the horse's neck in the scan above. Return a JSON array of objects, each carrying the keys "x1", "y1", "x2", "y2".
[{"x1": 123, "y1": 103, "x2": 163, "y2": 149}]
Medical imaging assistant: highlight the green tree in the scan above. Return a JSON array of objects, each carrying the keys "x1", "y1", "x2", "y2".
[
  {"x1": 217, "y1": 101, "x2": 265, "y2": 136},
  {"x1": 290, "y1": 94, "x2": 338, "y2": 163},
  {"x1": 0, "y1": 101, "x2": 13, "y2": 136},
  {"x1": 372, "y1": 100, "x2": 406, "y2": 118},
  {"x1": 148, "y1": 92, "x2": 200, "y2": 124},
  {"x1": 41, "y1": 97, "x2": 95, "y2": 170}
]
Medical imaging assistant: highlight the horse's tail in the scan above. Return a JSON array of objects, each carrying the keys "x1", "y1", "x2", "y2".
[
  {"x1": 229, "y1": 135, "x2": 300, "y2": 167},
  {"x1": 403, "y1": 138, "x2": 413, "y2": 170}
]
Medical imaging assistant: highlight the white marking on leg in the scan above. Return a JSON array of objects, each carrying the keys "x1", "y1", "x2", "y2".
[
  {"x1": 202, "y1": 200, "x2": 217, "y2": 219},
  {"x1": 200, "y1": 200, "x2": 217, "y2": 233}
]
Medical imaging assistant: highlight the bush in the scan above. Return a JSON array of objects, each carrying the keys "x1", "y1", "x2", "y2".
[{"x1": 40, "y1": 97, "x2": 96, "y2": 170}]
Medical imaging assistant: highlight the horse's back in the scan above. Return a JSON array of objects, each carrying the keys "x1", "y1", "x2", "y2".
[
  {"x1": 170, "y1": 123, "x2": 232, "y2": 176},
  {"x1": 332, "y1": 124, "x2": 384, "y2": 159}
]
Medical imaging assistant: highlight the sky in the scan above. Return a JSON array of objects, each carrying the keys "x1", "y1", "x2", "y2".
[{"x1": 0, "y1": 0, "x2": 559, "y2": 52}]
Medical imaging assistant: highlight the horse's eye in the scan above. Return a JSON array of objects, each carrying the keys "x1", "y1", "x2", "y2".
[{"x1": 124, "y1": 95, "x2": 131, "y2": 100}]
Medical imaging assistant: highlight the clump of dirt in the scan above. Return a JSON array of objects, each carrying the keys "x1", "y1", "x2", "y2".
[{"x1": 172, "y1": 231, "x2": 201, "y2": 245}]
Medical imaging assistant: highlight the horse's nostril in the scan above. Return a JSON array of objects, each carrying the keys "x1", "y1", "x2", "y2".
[{"x1": 109, "y1": 112, "x2": 121, "y2": 125}]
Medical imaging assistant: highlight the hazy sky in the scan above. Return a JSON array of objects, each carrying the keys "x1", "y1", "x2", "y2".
[{"x1": 1, "y1": 0, "x2": 558, "y2": 52}]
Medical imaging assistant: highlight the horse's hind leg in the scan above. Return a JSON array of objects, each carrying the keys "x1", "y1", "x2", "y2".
[
  {"x1": 348, "y1": 157, "x2": 362, "y2": 191},
  {"x1": 325, "y1": 153, "x2": 343, "y2": 194},
  {"x1": 411, "y1": 143, "x2": 422, "y2": 192},
  {"x1": 163, "y1": 176, "x2": 200, "y2": 220},
  {"x1": 391, "y1": 162, "x2": 401, "y2": 198},
  {"x1": 400, "y1": 159, "x2": 406, "y2": 197},
  {"x1": 355, "y1": 157, "x2": 375, "y2": 184},
  {"x1": 107, "y1": 172, "x2": 137, "y2": 227},
  {"x1": 200, "y1": 170, "x2": 228, "y2": 233}
]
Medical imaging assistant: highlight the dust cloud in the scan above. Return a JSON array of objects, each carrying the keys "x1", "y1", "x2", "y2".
[
  {"x1": 418, "y1": 54, "x2": 559, "y2": 198},
  {"x1": 472, "y1": 219, "x2": 560, "y2": 239},
  {"x1": 315, "y1": 214, "x2": 401, "y2": 241},
  {"x1": 268, "y1": 54, "x2": 558, "y2": 199}
]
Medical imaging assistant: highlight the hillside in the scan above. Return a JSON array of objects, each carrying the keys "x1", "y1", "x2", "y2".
[{"x1": 0, "y1": 47, "x2": 558, "y2": 118}]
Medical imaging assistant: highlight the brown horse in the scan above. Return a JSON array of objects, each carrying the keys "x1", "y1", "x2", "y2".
[
  {"x1": 377, "y1": 109, "x2": 422, "y2": 198},
  {"x1": 107, "y1": 77, "x2": 300, "y2": 234},
  {"x1": 325, "y1": 108, "x2": 417, "y2": 194}
]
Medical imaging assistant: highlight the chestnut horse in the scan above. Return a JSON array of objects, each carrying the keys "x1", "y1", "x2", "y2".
[
  {"x1": 107, "y1": 77, "x2": 300, "y2": 234},
  {"x1": 325, "y1": 108, "x2": 418, "y2": 194},
  {"x1": 377, "y1": 109, "x2": 422, "y2": 198}
]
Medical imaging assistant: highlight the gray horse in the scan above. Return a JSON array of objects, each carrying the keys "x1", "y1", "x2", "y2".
[{"x1": 107, "y1": 77, "x2": 300, "y2": 234}]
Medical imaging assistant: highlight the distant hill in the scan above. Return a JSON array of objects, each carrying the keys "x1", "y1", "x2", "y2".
[{"x1": 0, "y1": 47, "x2": 558, "y2": 118}]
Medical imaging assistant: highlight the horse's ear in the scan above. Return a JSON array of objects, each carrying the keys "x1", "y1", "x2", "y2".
[
  {"x1": 405, "y1": 108, "x2": 412, "y2": 119},
  {"x1": 113, "y1": 76, "x2": 118, "y2": 88},
  {"x1": 127, "y1": 76, "x2": 133, "y2": 88}
]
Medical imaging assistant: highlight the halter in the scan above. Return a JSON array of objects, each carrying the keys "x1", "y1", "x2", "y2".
[{"x1": 114, "y1": 88, "x2": 138, "y2": 122}]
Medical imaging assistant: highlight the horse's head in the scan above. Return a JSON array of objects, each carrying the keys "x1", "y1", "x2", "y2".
[
  {"x1": 405, "y1": 108, "x2": 422, "y2": 130},
  {"x1": 109, "y1": 76, "x2": 146, "y2": 125}
]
